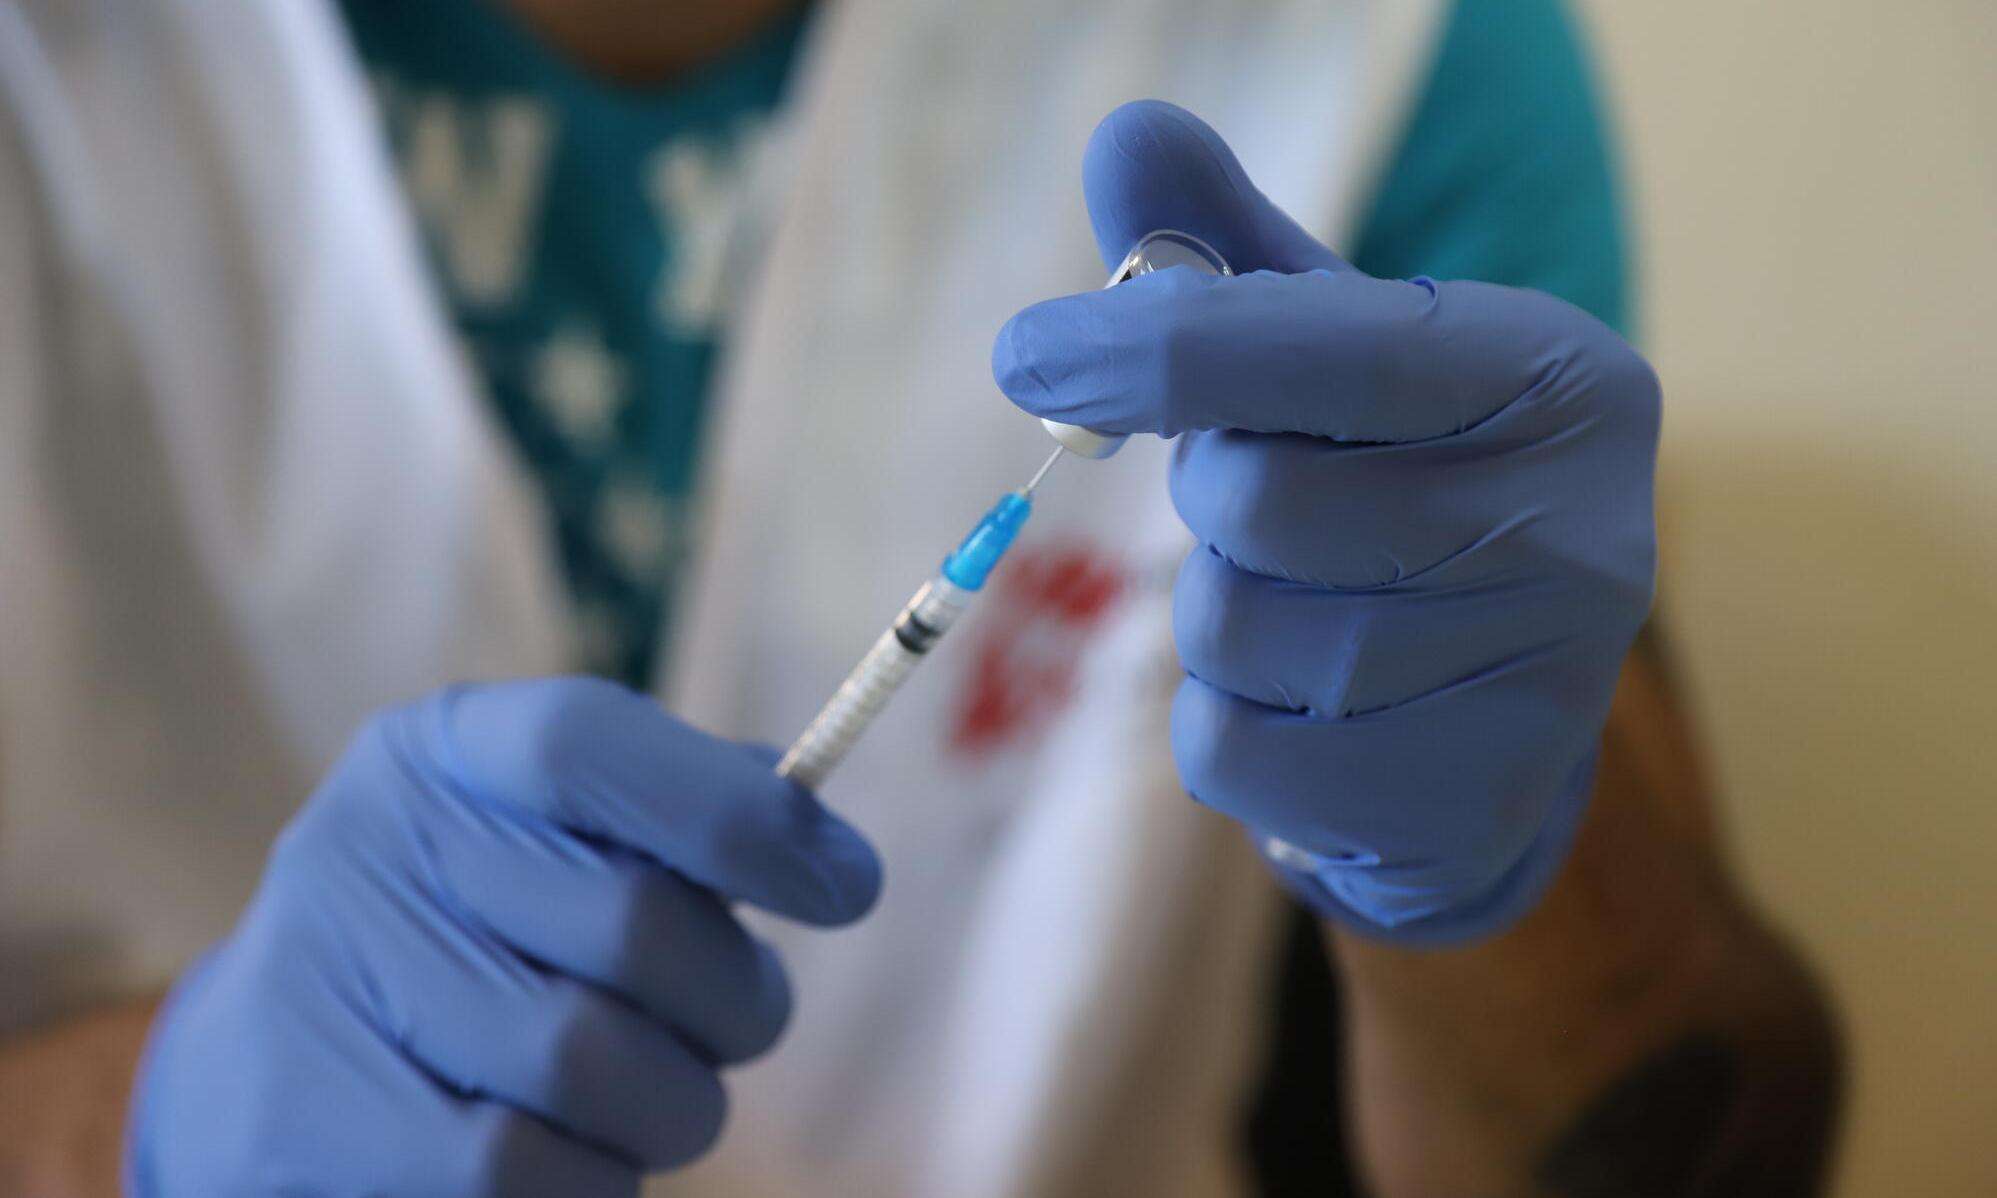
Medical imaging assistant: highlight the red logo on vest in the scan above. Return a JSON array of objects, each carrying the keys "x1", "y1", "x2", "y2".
[{"x1": 949, "y1": 542, "x2": 1128, "y2": 756}]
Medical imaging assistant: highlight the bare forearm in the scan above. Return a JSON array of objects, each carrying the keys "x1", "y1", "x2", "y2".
[
  {"x1": 1331, "y1": 637, "x2": 1842, "y2": 1197},
  {"x1": 0, "y1": 997, "x2": 159, "y2": 1198}
]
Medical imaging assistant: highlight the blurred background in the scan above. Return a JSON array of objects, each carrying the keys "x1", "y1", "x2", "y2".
[{"x1": 1577, "y1": 2, "x2": 1996, "y2": 1193}]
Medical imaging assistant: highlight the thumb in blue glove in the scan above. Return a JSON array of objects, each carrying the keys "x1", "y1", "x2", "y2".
[
  {"x1": 994, "y1": 101, "x2": 1659, "y2": 944},
  {"x1": 127, "y1": 677, "x2": 882, "y2": 1195}
]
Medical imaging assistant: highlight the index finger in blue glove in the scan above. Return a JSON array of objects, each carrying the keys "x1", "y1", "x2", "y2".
[
  {"x1": 1003, "y1": 99, "x2": 1654, "y2": 447},
  {"x1": 995, "y1": 265, "x2": 1640, "y2": 444},
  {"x1": 418, "y1": 678, "x2": 882, "y2": 927}
]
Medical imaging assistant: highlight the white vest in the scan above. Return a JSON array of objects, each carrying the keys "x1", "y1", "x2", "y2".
[{"x1": 0, "y1": 0, "x2": 1442, "y2": 1191}]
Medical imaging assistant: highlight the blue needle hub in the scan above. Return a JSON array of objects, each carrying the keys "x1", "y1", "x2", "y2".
[{"x1": 941, "y1": 491, "x2": 1034, "y2": 591}]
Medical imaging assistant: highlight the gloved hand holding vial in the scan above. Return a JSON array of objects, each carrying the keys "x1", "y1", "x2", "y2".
[
  {"x1": 782, "y1": 99, "x2": 1656, "y2": 948},
  {"x1": 994, "y1": 102, "x2": 1658, "y2": 943}
]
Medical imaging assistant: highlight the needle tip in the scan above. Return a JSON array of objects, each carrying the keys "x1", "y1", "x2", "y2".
[{"x1": 1022, "y1": 447, "x2": 1064, "y2": 496}]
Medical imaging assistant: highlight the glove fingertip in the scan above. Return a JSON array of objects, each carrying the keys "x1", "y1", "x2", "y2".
[
  {"x1": 789, "y1": 807, "x2": 884, "y2": 927},
  {"x1": 726, "y1": 761, "x2": 884, "y2": 927},
  {"x1": 990, "y1": 306, "x2": 1049, "y2": 408},
  {"x1": 992, "y1": 289, "x2": 1171, "y2": 436}
]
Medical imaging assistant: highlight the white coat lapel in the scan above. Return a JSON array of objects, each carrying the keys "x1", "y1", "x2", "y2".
[{"x1": 147, "y1": 0, "x2": 572, "y2": 764}]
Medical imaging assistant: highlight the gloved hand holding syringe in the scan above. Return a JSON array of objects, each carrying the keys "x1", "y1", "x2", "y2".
[{"x1": 773, "y1": 229, "x2": 1231, "y2": 789}]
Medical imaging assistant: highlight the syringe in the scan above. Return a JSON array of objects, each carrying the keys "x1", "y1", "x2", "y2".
[
  {"x1": 772, "y1": 449, "x2": 1061, "y2": 788},
  {"x1": 774, "y1": 229, "x2": 1230, "y2": 791}
]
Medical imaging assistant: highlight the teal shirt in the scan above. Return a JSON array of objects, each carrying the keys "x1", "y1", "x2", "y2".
[
  {"x1": 339, "y1": 0, "x2": 806, "y2": 686},
  {"x1": 337, "y1": 0, "x2": 1626, "y2": 690},
  {"x1": 1352, "y1": 0, "x2": 1631, "y2": 336}
]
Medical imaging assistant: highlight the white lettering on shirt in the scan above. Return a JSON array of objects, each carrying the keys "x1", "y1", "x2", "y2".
[{"x1": 394, "y1": 90, "x2": 553, "y2": 307}]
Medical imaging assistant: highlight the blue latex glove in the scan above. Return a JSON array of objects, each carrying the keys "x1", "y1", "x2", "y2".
[
  {"x1": 127, "y1": 678, "x2": 881, "y2": 1195},
  {"x1": 994, "y1": 101, "x2": 1658, "y2": 944}
]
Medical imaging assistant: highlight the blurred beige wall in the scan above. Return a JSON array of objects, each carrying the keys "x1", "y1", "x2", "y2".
[{"x1": 1576, "y1": 2, "x2": 1997, "y2": 1193}]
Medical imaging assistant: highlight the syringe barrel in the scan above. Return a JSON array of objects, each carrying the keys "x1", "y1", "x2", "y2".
[{"x1": 774, "y1": 578, "x2": 970, "y2": 789}]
